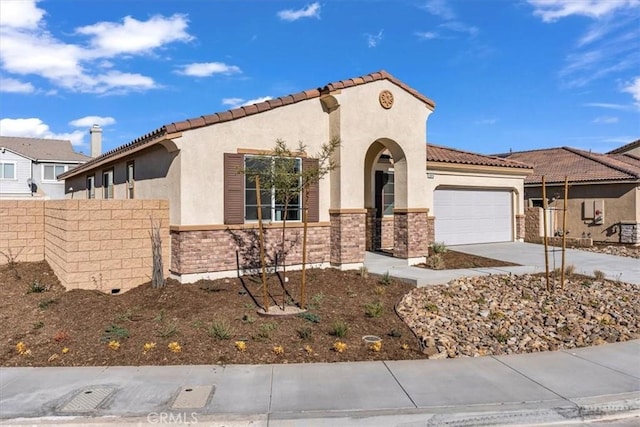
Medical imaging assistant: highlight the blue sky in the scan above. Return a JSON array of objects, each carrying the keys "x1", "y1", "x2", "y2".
[{"x1": 1, "y1": 0, "x2": 638, "y2": 156}]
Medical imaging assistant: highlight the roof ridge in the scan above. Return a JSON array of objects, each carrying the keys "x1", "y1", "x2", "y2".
[{"x1": 564, "y1": 146, "x2": 640, "y2": 179}]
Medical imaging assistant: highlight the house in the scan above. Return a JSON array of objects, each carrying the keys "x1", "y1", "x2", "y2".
[
  {"x1": 501, "y1": 145, "x2": 640, "y2": 245},
  {"x1": 0, "y1": 135, "x2": 92, "y2": 199},
  {"x1": 60, "y1": 70, "x2": 531, "y2": 283}
]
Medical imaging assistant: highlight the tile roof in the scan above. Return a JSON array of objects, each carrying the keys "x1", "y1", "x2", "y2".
[
  {"x1": 427, "y1": 144, "x2": 533, "y2": 169},
  {"x1": 502, "y1": 147, "x2": 640, "y2": 184},
  {"x1": 0, "y1": 136, "x2": 90, "y2": 162},
  {"x1": 607, "y1": 139, "x2": 640, "y2": 154},
  {"x1": 60, "y1": 70, "x2": 436, "y2": 179}
]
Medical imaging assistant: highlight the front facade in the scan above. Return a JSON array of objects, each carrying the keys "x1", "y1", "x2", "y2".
[
  {"x1": 61, "y1": 71, "x2": 529, "y2": 282},
  {"x1": 0, "y1": 137, "x2": 91, "y2": 199},
  {"x1": 503, "y1": 146, "x2": 640, "y2": 245}
]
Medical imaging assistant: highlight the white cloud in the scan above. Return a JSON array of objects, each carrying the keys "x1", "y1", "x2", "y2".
[
  {"x1": 69, "y1": 116, "x2": 116, "y2": 128},
  {"x1": 527, "y1": 0, "x2": 640, "y2": 22},
  {"x1": 277, "y1": 3, "x2": 321, "y2": 21},
  {"x1": 0, "y1": 118, "x2": 85, "y2": 146},
  {"x1": 0, "y1": 0, "x2": 45, "y2": 30},
  {"x1": 414, "y1": 31, "x2": 439, "y2": 40},
  {"x1": 0, "y1": 2, "x2": 193, "y2": 94},
  {"x1": 0, "y1": 77, "x2": 35, "y2": 93},
  {"x1": 592, "y1": 116, "x2": 619, "y2": 124},
  {"x1": 222, "y1": 96, "x2": 273, "y2": 108},
  {"x1": 365, "y1": 30, "x2": 384, "y2": 48},
  {"x1": 440, "y1": 21, "x2": 479, "y2": 37},
  {"x1": 584, "y1": 102, "x2": 631, "y2": 110},
  {"x1": 422, "y1": 0, "x2": 455, "y2": 20},
  {"x1": 475, "y1": 118, "x2": 498, "y2": 125},
  {"x1": 622, "y1": 76, "x2": 640, "y2": 105},
  {"x1": 76, "y1": 14, "x2": 193, "y2": 57},
  {"x1": 177, "y1": 62, "x2": 242, "y2": 77}
]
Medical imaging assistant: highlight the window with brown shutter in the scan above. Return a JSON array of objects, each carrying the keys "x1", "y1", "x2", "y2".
[
  {"x1": 303, "y1": 157, "x2": 319, "y2": 222},
  {"x1": 224, "y1": 153, "x2": 244, "y2": 224}
]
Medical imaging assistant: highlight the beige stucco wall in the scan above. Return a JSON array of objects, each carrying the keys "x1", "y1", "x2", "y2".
[{"x1": 525, "y1": 182, "x2": 638, "y2": 242}]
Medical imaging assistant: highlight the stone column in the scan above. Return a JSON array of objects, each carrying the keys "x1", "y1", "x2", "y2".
[
  {"x1": 365, "y1": 208, "x2": 377, "y2": 252},
  {"x1": 393, "y1": 208, "x2": 429, "y2": 260},
  {"x1": 515, "y1": 214, "x2": 525, "y2": 241},
  {"x1": 330, "y1": 209, "x2": 366, "y2": 267}
]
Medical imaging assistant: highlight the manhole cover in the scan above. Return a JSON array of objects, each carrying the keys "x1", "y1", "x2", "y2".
[
  {"x1": 59, "y1": 387, "x2": 115, "y2": 412},
  {"x1": 171, "y1": 385, "x2": 214, "y2": 409}
]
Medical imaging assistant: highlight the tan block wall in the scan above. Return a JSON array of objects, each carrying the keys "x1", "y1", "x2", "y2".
[
  {"x1": 44, "y1": 200, "x2": 170, "y2": 292},
  {"x1": 170, "y1": 224, "x2": 330, "y2": 275},
  {"x1": 0, "y1": 200, "x2": 45, "y2": 264}
]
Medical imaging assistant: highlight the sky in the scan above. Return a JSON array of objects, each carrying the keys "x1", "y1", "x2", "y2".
[{"x1": 0, "y1": 0, "x2": 638, "y2": 156}]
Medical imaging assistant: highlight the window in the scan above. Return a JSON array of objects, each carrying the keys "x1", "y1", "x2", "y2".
[
  {"x1": 382, "y1": 172, "x2": 394, "y2": 216},
  {"x1": 244, "y1": 155, "x2": 302, "y2": 221},
  {"x1": 42, "y1": 164, "x2": 68, "y2": 182},
  {"x1": 102, "y1": 169, "x2": 114, "y2": 199},
  {"x1": 126, "y1": 161, "x2": 135, "y2": 199},
  {"x1": 86, "y1": 175, "x2": 95, "y2": 199},
  {"x1": 0, "y1": 162, "x2": 15, "y2": 180}
]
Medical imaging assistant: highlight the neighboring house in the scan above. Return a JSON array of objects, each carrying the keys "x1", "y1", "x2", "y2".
[
  {"x1": 0, "y1": 136, "x2": 92, "y2": 199},
  {"x1": 60, "y1": 70, "x2": 530, "y2": 283},
  {"x1": 501, "y1": 145, "x2": 640, "y2": 245}
]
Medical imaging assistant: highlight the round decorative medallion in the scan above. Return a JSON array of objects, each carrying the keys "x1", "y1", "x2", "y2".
[{"x1": 379, "y1": 90, "x2": 394, "y2": 109}]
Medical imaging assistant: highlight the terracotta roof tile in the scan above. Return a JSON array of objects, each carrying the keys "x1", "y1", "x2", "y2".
[
  {"x1": 502, "y1": 147, "x2": 640, "y2": 184},
  {"x1": 427, "y1": 144, "x2": 532, "y2": 169},
  {"x1": 62, "y1": 70, "x2": 437, "y2": 179},
  {"x1": 230, "y1": 108, "x2": 246, "y2": 119}
]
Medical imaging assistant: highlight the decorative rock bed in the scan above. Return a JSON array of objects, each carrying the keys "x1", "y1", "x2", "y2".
[{"x1": 396, "y1": 274, "x2": 639, "y2": 359}]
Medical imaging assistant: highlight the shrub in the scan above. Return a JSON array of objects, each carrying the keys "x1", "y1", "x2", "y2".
[
  {"x1": 102, "y1": 324, "x2": 129, "y2": 342},
  {"x1": 27, "y1": 281, "x2": 47, "y2": 294},
  {"x1": 373, "y1": 285, "x2": 387, "y2": 296},
  {"x1": 359, "y1": 266, "x2": 369, "y2": 279},
  {"x1": 425, "y1": 254, "x2": 444, "y2": 269},
  {"x1": 431, "y1": 241, "x2": 448, "y2": 254},
  {"x1": 308, "y1": 293, "x2": 325, "y2": 309},
  {"x1": 330, "y1": 320, "x2": 349, "y2": 338},
  {"x1": 388, "y1": 329, "x2": 402, "y2": 338},
  {"x1": 208, "y1": 320, "x2": 234, "y2": 340},
  {"x1": 297, "y1": 327, "x2": 313, "y2": 340},
  {"x1": 378, "y1": 272, "x2": 392, "y2": 286},
  {"x1": 38, "y1": 298, "x2": 57, "y2": 309},
  {"x1": 364, "y1": 301, "x2": 384, "y2": 318},
  {"x1": 593, "y1": 270, "x2": 606, "y2": 281},
  {"x1": 155, "y1": 318, "x2": 180, "y2": 338},
  {"x1": 332, "y1": 341, "x2": 347, "y2": 353},
  {"x1": 298, "y1": 311, "x2": 321, "y2": 323},
  {"x1": 564, "y1": 264, "x2": 576, "y2": 277},
  {"x1": 256, "y1": 322, "x2": 277, "y2": 340},
  {"x1": 423, "y1": 303, "x2": 438, "y2": 313}
]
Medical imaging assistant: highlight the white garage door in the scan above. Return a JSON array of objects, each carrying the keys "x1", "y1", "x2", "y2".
[{"x1": 434, "y1": 189, "x2": 512, "y2": 245}]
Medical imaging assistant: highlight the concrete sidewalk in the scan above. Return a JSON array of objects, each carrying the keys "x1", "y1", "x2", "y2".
[
  {"x1": 1, "y1": 340, "x2": 638, "y2": 426},
  {"x1": 365, "y1": 242, "x2": 640, "y2": 286}
]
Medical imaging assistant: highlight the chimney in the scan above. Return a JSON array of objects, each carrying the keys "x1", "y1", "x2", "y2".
[{"x1": 90, "y1": 124, "x2": 102, "y2": 158}]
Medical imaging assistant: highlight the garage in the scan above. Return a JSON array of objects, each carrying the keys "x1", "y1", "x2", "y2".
[{"x1": 434, "y1": 188, "x2": 513, "y2": 245}]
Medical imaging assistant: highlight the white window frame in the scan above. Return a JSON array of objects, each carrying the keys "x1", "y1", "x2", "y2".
[
  {"x1": 86, "y1": 175, "x2": 95, "y2": 199},
  {"x1": 126, "y1": 161, "x2": 135, "y2": 199},
  {"x1": 244, "y1": 155, "x2": 303, "y2": 222},
  {"x1": 42, "y1": 164, "x2": 69, "y2": 183},
  {"x1": 103, "y1": 169, "x2": 114, "y2": 199},
  {"x1": 0, "y1": 162, "x2": 17, "y2": 180}
]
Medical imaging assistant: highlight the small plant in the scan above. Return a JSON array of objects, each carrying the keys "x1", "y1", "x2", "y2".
[
  {"x1": 401, "y1": 343, "x2": 410, "y2": 351},
  {"x1": 425, "y1": 254, "x2": 444, "y2": 269},
  {"x1": 168, "y1": 342, "x2": 182, "y2": 353},
  {"x1": 297, "y1": 327, "x2": 313, "y2": 340},
  {"x1": 330, "y1": 320, "x2": 349, "y2": 338},
  {"x1": 373, "y1": 285, "x2": 387, "y2": 296},
  {"x1": 108, "y1": 340, "x2": 121, "y2": 351},
  {"x1": 53, "y1": 331, "x2": 70, "y2": 342},
  {"x1": 431, "y1": 241, "x2": 448, "y2": 254},
  {"x1": 208, "y1": 320, "x2": 234, "y2": 340},
  {"x1": 257, "y1": 322, "x2": 277, "y2": 340},
  {"x1": 234, "y1": 341, "x2": 247, "y2": 352},
  {"x1": 423, "y1": 303, "x2": 438, "y2": 313},
  {"x1": 27, "y1": 280, "x2": 47, "y2": 294},
  {"x1": 33, "y1": 321, "x2": 44, "y2": 330},
  {"x1": 1, "y1": 248, "x2": 23, "y2": 279},
  {"x1": 581, "y1": 280, "x2": 592, "y2": 288},
  {"x1": 474, "y1": 296, "x2": 487, "y2": 304},
  {"x1": 359, "y1": 266, "x2": 369, "y2": 279},
  {"x1": 332, "y1": 341, "x2": 347, "y2": 353},
  {"x1": 143, "y1": 342, "x2": 157, "y2": 353},
  {"x1": 15, "y1": 342, "x2": 28, "y2": 355},
  {"x1": 369, "y1": 341, "x2": 382, "y2": 352},
  {"x1": 364, "y1": 301, "x2": 384, "y2": 318},
  {"x1": 191, "y1": 320, "x2": 203, "y2": 329},
  {"x1": 241, "y1": 314, "x2": 257, "y2": 324},
  {"x1": 62, "y1": 347, "x2": 69, "y2": 354},
  {"x1": 493, "y1": 333, "x2": 509, "y2": 344},
  {"x1": 303, "y1": 344, "x2": 314, "y2": 354},
  {"x1": 155, "y1": 319, "x2": 180, "y2": 338},
  {"x1": 378, "y1": 271, "x2": 392, "y2": 286},
  {"x1": 489, "y1": 310, "x2": 505, "y2": 320},
  {"x1": 102, "y1": 324, "x2": 130, "y2": 342},
  {"x1": 298, "y1": 311, "x2": 321, "y2": 323},
  {"x1": 564, "y1": 264, "x2": 576, "y2": 277},
  {"x1": 272, "y1": 345, "x2": 284, "y2": 355},
  {"x1": 38, "y1": 298, "x2": 56, "y2": 309},
  {"x1": 388, "y1": 329, "x2": 402, "y2": 338},
  {"x1": 593, "y1": 270, "x2": 606, "y2": 281},
  {"x1": 308, "y1": 293, "x2": 325, "y2": 310}
]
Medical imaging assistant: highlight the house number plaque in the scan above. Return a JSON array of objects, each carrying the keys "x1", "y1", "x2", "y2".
[{"x1": 379, "y1": 90, "x2": 394, "y2": 109}]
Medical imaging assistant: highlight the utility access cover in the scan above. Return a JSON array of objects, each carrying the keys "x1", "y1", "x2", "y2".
[
  {"x1": 171, "y1": 385, "x2": 214, "y2": 409},
  {"x1": 59, "y1": 387, "x2": 115, "y2": 412}
]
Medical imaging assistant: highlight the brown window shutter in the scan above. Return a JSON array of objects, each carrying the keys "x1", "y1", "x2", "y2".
[
  {"x1": 303, "y1": 157, "x2": 319, "y2": 222},
  {"x1": 224, "y1": 153, "x2": 244, "y2": 224}
]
